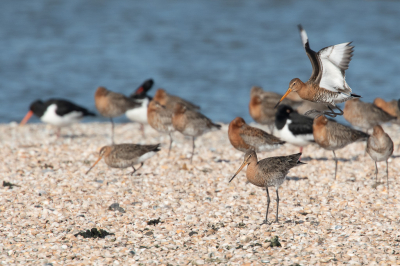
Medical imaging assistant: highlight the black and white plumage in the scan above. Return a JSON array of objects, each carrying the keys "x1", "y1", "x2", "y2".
[
  {"x1": 298, "y1": 24, "x2": 355, "y2": 101},
  {"x1": 277, "y1": 25, "x2": 360, "y2": 118},
  {"x1": 125, "y1": 78, "x2": 154, "y2": 125},
  {"x1": 20, "y1": 99, "x2": 95, "y2": 127},
  {"x1": 274, "y1": 105, "x2": 314, "y2": 149}
]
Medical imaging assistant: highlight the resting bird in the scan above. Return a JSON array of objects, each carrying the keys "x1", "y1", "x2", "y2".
[{"x1": 20, "y1": 99, "x2": 95, "y2": 137}]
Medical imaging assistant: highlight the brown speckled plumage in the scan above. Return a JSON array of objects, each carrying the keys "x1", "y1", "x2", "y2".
[
  {"x1": 228, "y1": 117, "x2": 284, "y2": 152},
  {"x1": 230, "y1": 150, "x2": 304, "y2": 224},
  {"x1": 86, "y1": 143, "x2": 160, "y2": 175},
  {"x1": 154, "y1": 89, "x2": 199, "y2": 110},
  {"x1": 276, "y1": 25, "x2": 358, "y2": 117},
  {"x1": 147, "y1": 100, "x2": 175, "y2": 155},
  {"x1": 249, "y1": 86, "x2": 300, "y2": 129},
  {"x1": 95, "y1": 86, "x2": 140, "y2": 143},
  {"x1": 373, "y1": 98, "x2": 400, "y2": 122},
  {"x1": 313, "y1": 115, "x2": 369, "y2": 179},
  {"x1": 344, "y1": 98, "x2": 396, "y2": 130},
  {"x1": 366, "y1": 125, "x2": 393, "y2": 194},
  {"x1": 172, "y1": 102, "x2": 220, "y2": 162}
]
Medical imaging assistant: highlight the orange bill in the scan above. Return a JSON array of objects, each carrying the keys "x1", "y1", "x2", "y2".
[
  {"x1": 20, "y1": 110, "x2": 34, "y2": 126},
  {"x1": 85, "y1": 156, "x2": 103, "y2": 175},
  {"x1": 229, "y1": 160, "x2": 248, "y2": 183},
  {"x1": 274, "y1": 88, "x2": 292, "y2": 109}
]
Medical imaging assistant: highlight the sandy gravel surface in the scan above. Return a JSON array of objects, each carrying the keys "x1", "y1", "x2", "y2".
[{"x1": 1, "y1": 122, "x2": 400, "y2": 265}]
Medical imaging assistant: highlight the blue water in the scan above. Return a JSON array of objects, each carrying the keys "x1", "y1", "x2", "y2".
[{"x1": 1, "y1": 0, "x2": 400, "y2": 124}]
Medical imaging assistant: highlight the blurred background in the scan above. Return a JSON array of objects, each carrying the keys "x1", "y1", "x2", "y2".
[{"x1": 0, "y1": 0, "x2": 399, "y2": 124}]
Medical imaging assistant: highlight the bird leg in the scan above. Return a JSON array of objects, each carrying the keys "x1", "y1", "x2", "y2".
[
  {"x1": 130, "y1": 163, "x2": 144, "y2": 176},
  {"x1": 110, "y1": 118, "x2": 115, "y2": 145},
  {"x1": 130, "y1": 166, "x2": 137, "y2": 176},
  {"x1": 56, "y1": 128, "x2": 61, "y2": 138},
  {"x1": 275, "y1": 188, "x2": 279, "y2": 223},
  {"x1": 261, "y1": 187, "x2": 271, "y2": 225},
  {"x1": 374, "y1": 161, "x2": 378, "y2": 182},
  {"x1": 332, "y1": 151, "x2": 338, "y2": 180},
  {"x1": 324, "y1": 105, "x2": 344, "y2": 118},
  {"x1": 191, "y1": 137, "x2": 195, "y2": 163},
  {"x1": 168, "y1": 133, "x2": 173, "y2": 156},
  {"x1": 268, "y1": 125, "x2": 274, "y2": 135},
  {"x1": 140, "y1": 123, "x2": 145, "y2": 137},
  {"x1": 386, "y1": 160, "x2": 389, "y2": 197}
]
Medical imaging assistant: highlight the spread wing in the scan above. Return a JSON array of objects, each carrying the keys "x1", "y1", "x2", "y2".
[
  {"x1": 298, "y1": 25, "x2": 319, "y2": 82},
  {"x1": 316, "y1": 42, "x2": 354, "y2": 94}
]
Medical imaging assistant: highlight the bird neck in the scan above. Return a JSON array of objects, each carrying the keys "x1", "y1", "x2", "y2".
[{"x1": 296, "y1": 81, "x2": 315, "y2": 101}]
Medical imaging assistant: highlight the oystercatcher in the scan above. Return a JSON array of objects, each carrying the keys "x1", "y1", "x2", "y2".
[
  {"x1": 125, "y1": 78, "x2": 154, "y2": 134},
  {"x1": 20, "y1": 99, "x2": 95, "y2": 136}
]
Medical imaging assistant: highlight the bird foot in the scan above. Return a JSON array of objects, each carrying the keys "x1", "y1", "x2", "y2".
[
  {"x1": 260, "y1": 220, "x2": 270, "y2": 226},
  {"x1": 260, "y1": 219, "x2": 279, "y2": 226},
  {"x1": 324, "y1": 105, "x2": 344, "y2": 118},
  {"x1": 303, "y1": 109, "x2": 324, "y2": 118}
]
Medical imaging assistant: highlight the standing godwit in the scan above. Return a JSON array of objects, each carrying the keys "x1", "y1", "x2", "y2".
[
  {"x1": 230, "y1": 150, "x2": 304, "y2": 224},
  {"x1": 228, "y1": 117, "x2": 285, "y2": 153},
  {"x1": 125, "y1": 79, "x2": 154, "y2": 135},
  {"x1": 313, "y1": 115, "x2": 369, "y2": 179},
  {"x1": 344, "y1": 98, "x2": 396, "y2": 131},
  {"x1": 86, "y1": 143, "x2": 161, "y2": 175},
  {"x1": 147, "y1": 100, "x2": 175, "y2": 155},
  {"x1": 274, "y1": 105, "x2": 314, "y2": 154},
  {"x1": 366, "y1": 125, "x2": 393, "y2": 194},
  {"x1": 20, "y1": 99, "x2": 95, "y2": 137},
  {"x1": 276, "y1": 25, "x2": 360, "y2": 117},
  {"x1": 95, "y1": 87, "x2": 140, "y2": 144},
  {"x1": 373, "y1": 98, "x2": 400, "y2": 124},
  {"x1": 172, "y1": 102, "x2": 220, "y2": 162},
  {"x1": 154, "y1": 88, "x2": 199, "y2": 110},
  {"x1": 249, "y1": 86, "x2": 300, "y2": 132}
]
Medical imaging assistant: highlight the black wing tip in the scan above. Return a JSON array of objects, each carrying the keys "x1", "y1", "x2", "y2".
[
  {"x1": 297, "y1": 24, "x2": 303, "y2": 31},
  {"x1": 155, "y1": 143, "x2": 162, "y2": 152},
  {"x1": 86, "y1": 111, "x2": 96, "y2": 116},
  {"x1": 213, "y1": 123, "x2": 222, "y2": 129}
]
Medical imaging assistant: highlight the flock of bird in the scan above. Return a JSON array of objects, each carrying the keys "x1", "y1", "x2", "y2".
[{"x1": 19, "y1": 25, "x2": 399, "y2": 224}]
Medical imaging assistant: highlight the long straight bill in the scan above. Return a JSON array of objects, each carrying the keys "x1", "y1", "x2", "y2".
[
  {"x1": 20, "y1": 110, "x2": 34, "y2": 126},
  {"x1": 274, "y1": 88, "x2": 292, "y2": 109},
  {"x1": 85, "y1": 156, "x2": 103, "y2": 175},
  {"x1": 229, "y1": 161, "x2": 248, "y2": 183}
]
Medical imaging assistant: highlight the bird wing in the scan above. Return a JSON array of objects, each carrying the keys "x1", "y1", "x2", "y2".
[
  {"x1": 48, "y1": 99, "x2": 93, "y2": 117},
  {"x1": 298, "y1": 25, "x2": 320, "y2": 83},
  {"x1": 316, "y1": 42, "x2": 354, "y2": 94},
  {"x1": 288, "y1": 113, "x2": 314, "y2": 135},
  {"x1": 240, "y1": 126, "x2": 284, "y2": 146},
  {"x1": 130, "y1": 79, "x2": 154, "y2": 98},
  {"x1": 110, "y1": 92, "x2": 141, "y2": 109},
  {"x1": 112, "y1": 145, "x2": 144, "y2": 160},
  {"x1": 185, "y1": 110, "x2": 220, "y2": 130},
  {"x1": 368, "y1": 104, "x2": 397, "y2": 122},
  {"x1": 258, "y1": 153, "x2": 302, "y2": 173}
]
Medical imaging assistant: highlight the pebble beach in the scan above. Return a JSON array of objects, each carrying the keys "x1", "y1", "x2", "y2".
[{"x1": 1, "y1": 122, "x2": 400, "y2": 265}]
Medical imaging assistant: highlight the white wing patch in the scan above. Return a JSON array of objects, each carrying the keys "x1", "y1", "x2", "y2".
[
  {"x1": 137, "y1": 151, "x2": 157, "y2": 163},
  {"x1": 275, "y1": 120, "x2": 314, "y2": 147},
  {"x1": 318, "y1": 42, "x2": 353, "y2": 94},
  {"x1": 299, "y1": 27, "x2": 308, "y2": 48}
]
